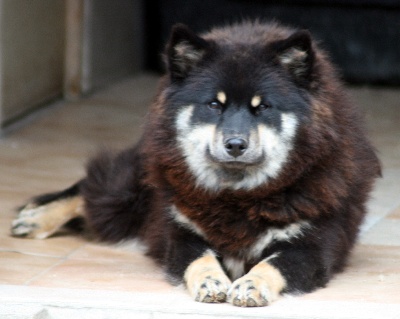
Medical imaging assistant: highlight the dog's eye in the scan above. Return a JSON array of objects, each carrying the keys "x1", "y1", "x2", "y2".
[
  {"x1": 255, "y1": 103, "x2": 270, "y2": 114},
  {"x1": 208, "y1": 101, "x2": 223, "y2": 113},
  {"x1": 258, "y1": 104, "x2": 270, "y2": 111}
]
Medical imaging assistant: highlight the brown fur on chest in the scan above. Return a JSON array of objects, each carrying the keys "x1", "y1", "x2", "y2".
[{"x1": 174, "y1": 201, "x2": 264, "y2": 254}]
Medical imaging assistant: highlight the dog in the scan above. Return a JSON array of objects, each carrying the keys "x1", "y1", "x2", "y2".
[{"x1": 11, "y1": 21, "x2": 381, "y2": 307}]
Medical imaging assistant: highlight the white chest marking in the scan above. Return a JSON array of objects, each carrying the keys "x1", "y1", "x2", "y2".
[
  {"x1": 169, "y1": 205, "x2": 206, "y2": 238},
  {"x1": 223, "y1": 257, "x2": 245, "y2": 281},
  {"x1": 249, "y1": 221, "x2": 311, "y2": 260}
]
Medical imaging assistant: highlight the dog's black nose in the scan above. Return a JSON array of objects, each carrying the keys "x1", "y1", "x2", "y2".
[{"x1": 224, "y1": 138, "x2": 248, "y2": 157}]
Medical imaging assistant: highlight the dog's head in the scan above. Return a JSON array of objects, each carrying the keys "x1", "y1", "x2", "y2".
[{"x1": 159, "y1": 22, "x2": 335, "y2": 191}]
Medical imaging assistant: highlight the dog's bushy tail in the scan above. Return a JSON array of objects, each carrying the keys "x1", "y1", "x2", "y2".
[{"x1": 81, "y1": 146, "x2": 153, "y2": 243}]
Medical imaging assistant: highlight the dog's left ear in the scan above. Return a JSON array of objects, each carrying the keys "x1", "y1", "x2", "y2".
[
  {"x1": 166, "y1": 24, "x2": 210, "y2": 81},
  {"x1": 273, "y1": 30, "x2": 314, "y2": 85}
]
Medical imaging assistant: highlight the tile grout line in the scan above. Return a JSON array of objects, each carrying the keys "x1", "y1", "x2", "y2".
[
  {"x1": 362, "y1": 199, "x2": 400, "y2": 234},
  {"x1": 23, "y1": 242, "x2": 89, "y2": 286},
  {"x1": 0, "y1": 248, "x2": 61, "y2": 259}
]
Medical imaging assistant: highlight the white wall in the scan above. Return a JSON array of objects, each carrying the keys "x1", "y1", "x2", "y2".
[
  {"x1": 0, "y1": 0, "x2": 144, "y2": 130},
  {"x1": 0, "y1": 0, "x2": 65, "y2": 128}
]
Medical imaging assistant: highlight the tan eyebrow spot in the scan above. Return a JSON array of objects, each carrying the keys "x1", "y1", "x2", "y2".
[
  {"x1": 217, "y1": 91, "x2": 227, "y2": 104},
  {"x1": 251, "y1": 95, "x2": 262, "y2": 108}
]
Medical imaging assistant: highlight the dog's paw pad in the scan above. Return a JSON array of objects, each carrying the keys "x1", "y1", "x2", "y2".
[
  {"x1": 188, "y1": 271, "x2": 231, "y2": 303},
  {"x1": 11, "y1": 220, "x2": 39, "y2": 237},
  {"x1": 194, "y1": 275, "x2": 229, "y2": 303},
  {"x1": 228, "y1": 275, "x2": 272, "y2": 307},
  {"x1": 11, "y1": 205, "x2": 51, "y2": 239}
]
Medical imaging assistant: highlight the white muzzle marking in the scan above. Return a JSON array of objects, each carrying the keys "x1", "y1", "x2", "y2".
[{"x1": 175, "y1": 105, "x2": 298, "y2": 191}]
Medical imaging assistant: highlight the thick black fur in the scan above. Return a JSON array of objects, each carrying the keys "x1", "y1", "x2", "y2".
[
  {"x1": 80, "y1": 144, "x2": 154, "y2": 242},
  {"x1": 15, "y1": 21, "x2": 381, "y2": 302}
]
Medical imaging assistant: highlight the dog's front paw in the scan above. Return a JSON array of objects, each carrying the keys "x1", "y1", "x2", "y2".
[
  {"x1": 228, "y1": 274, "x2": 272, "y2": 307},
  {"x1": 188, "y1": 269, "x2": 232, "y2": 303},
  {"x1": 227, "y1": 261, "x2": 285, "y2": 307},
  {"x1": 184, "y1": 251, "x2": 232, "y2": 303}
]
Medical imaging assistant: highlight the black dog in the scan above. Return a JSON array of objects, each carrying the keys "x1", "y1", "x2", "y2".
[{"x1": 12, "y1": 21, "x2": 380, "y2": 307}]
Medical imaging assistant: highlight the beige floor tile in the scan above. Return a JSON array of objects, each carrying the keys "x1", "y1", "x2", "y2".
[
  {"x1": 363, "y1": 168, "x2": 400, "y2": 232},
  {"x1": 0, "y1": 235, "x2": 85, "y2": 259},
  {"x1": 0, "y1": 208, "x2": 86, "y2": 258},
  {"x1": 301, "y1": 271, "x2": 400, "y2": 304},
  {"x1": 0, "y1": 251, "x2": 60, "y2": 285},
  {"x1": 349, "y1": 244, "x2": 400, "y2": 273},
  {"x1": 301, "y1": 244, "x2": 400, "y2": 303},
  {"x1": 359, "y1": 219, "x2": 400, "y2": 246},
  {"x1": 29, "y1": 257, "x2": 174, "y2": 292},
  {"x1": 388, "y1": 206, "x2": 400, "y2": 219},
  {"x1": 69, "y1": 241, "x2": 148, "y2": 262}
]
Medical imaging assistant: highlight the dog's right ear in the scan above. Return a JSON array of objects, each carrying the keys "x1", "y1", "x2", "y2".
[
  {"x1": 272, "y1": 30, "x2": 315, "y2": 86},
  {"x1": 166, "y1": 24, "x2": 210, "y2": 81}
]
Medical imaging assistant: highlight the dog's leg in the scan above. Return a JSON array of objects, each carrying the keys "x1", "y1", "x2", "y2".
[
  {"x1": 184, "y1": 250, "x2": 232, "y2": 303},
  {"x1": 227, "y1": 237, "x2": 338, "y2": 307},
  {"x1": 11, "y1": 183, "x2": 84, "y2": 239},
  {"x1": 162, "y1": 218, "x2": 232, "y2": 303},
  {"x1": 228, "y1": 258, "x2": 286, "y2": 307}
]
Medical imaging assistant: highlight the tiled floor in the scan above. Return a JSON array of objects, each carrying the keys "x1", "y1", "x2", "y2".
[{"x1": 0, "y1": 74, "x2": 399, "y2": 318}]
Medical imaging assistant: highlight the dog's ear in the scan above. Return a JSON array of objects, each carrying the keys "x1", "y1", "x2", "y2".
[
  {"x1": 166, "y1": 24, "x2": 210, "y2": 81},
  {"x1": 272, "y1": 30, "x2": 314, "y2": 85}
]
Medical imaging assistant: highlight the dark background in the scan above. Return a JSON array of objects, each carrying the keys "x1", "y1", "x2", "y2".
[{"x1": 143, "y1": 0, "x2": 400, "y2": 85}]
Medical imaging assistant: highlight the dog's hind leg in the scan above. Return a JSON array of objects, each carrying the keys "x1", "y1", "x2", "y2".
[{"x1": 11, "y1": 182, "x2": 85, "y2": 239}]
